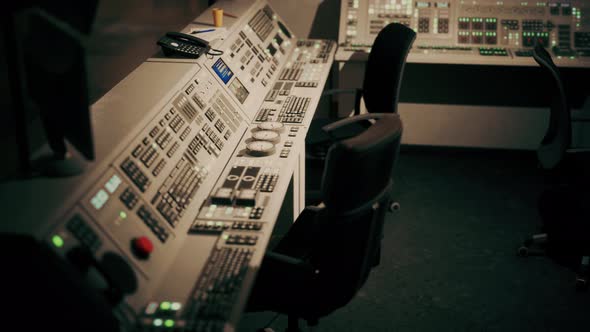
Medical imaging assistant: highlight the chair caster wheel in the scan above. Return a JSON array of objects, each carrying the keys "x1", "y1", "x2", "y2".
[
  {"x1": 517, "y1": 246, "x2": 529, "y2": 257},
  {"x1": 389, "y1": 202, "x2": 400, "y2": 212},
  {"x1": 575, "y1": 277, "x2": 588, "y2": 291}
]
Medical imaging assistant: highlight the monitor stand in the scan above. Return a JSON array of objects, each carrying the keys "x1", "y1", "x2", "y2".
[
  {"x1": 32, "y1": 152, "x2": 84, "y2": 178},
  {"x1": 4, "y1": 10, "x2": 89, "y2": 179}
]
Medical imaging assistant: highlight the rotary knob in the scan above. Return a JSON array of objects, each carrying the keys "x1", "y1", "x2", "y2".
[
  {"x1": 257, "y1": 121, "x2": 285, "y2": 132},
  {"x1": 246, "y1": 141, "x2": 276, "y2": 157},
  {"x1": 252, "y1": 130, "x2": 280, "y2": 143}
]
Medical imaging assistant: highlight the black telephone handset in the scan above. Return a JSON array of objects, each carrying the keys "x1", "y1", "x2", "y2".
[{"x1": 157, "y1": 32, "x2": 211, "y2": 58}]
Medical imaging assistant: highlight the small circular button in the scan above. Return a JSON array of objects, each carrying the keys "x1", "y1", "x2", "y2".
[{"x1": 132, "y1": 236, "x2": 153, "y2": 259}]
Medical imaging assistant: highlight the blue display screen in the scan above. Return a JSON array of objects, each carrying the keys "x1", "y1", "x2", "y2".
[{"x1": 212, "y1": 58, "x2": 233, "y2": 84}]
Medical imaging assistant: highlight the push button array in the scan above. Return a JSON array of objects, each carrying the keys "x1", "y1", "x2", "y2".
[
  {"x1": 120, "y1": 187, "x2": 139, "y2": 209},
  {"x1": 67, "y1": 215, "x2": 102, "y2": 252},
  {"x1": 225, "y1": 234, "x2": 258, "y2": 246},
  {"x1": 120, "y1": 158, "x2": 150, "y2": 192},
  {"x1": 137, "y1": 205, "x2": 169, "y2": 243},
  {"x1": 188, "y1": 247, "x2": 253, "y2": 329}
]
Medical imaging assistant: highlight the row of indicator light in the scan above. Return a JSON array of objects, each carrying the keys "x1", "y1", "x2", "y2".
[
  {"x1": 145, "y1": 301, "x2": 183, "y2": 327},
  {"x1": 153, "y1": 318, "x2": 176, "y2": 328},
  {"x1": 145, "y1": 301, "x2": 183, "y2": 314},
  {"x1": 522, "y1": 32, "x2": 549, "y2": 37},
  {"x1": 205, "y1": 204, "x2": 253, "y2": 218}
]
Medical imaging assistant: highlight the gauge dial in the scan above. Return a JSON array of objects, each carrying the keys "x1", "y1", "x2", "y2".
[
  {"x1": 252, "y1": 130, "x2": 280, "y2": 143},
  {"x1": 257, "y1": 121, "x2": 285, "y2": 132},
  {"x1": 246, "y1": 141, "x2": 276, "y2": 157}
]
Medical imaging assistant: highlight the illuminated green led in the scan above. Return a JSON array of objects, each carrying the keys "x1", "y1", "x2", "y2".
[
  {"x1": 164, "y1": 320, "x2": 175, "y2": 328},
  {"x1": 119, "y1": 211, "x2": 127, "y2": 219},
  {"x1": 153, "y1": 319, "x2": 163, "y2": 327},
  {"x1": 160, "y1": 301, "x2": 171, "y2": 310},
  {"x1": 52, "y1": 235, "x2": 64, "y2": 248},
  {"x1": 171, "y1": 302, "x2": 182, "y2": 311},
  {"x1": 223, "y1": 234, "x2": 229, "y2": 240}
]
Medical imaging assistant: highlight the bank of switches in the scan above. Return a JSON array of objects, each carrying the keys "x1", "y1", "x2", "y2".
[
  {"x1": 151, "y1": 157, "x2": 208, "y2": 228},
  {"x1": 140, "y1": 247, "x2": 253, "y2": 331}
]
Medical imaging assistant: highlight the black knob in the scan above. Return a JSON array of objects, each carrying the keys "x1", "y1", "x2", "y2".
[{"x1": 101, "y1": 252, "x2": 138, "y2": 294}]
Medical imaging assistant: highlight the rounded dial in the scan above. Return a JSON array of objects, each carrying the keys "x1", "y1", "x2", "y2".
[
  {"x1": 252, "y1": 130, "x2": 280, "y2": 143},
  {"x1": 246, "y1": 141, "x2": 276, "y2": 157},
  {"x1": 257, "y1": 121, "x2": 285, "y2": 132}
]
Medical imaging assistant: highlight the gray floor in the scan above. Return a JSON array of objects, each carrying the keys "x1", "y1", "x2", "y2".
[{"x1": 238, "y1": 149, "x2": 590, "y2": 332}]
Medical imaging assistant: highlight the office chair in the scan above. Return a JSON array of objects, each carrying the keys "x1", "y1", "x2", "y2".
[
  {"x1": 306, "y1": 22, "x2": 416, "y2": 159},
  {"x1": 246, "y1": 113, "x2": 403, "y2": 331},
  {"x1": 517, "y1": 42, "x2": 590, "y2": 289}
]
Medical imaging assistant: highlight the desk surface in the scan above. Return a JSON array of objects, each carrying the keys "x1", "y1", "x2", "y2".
[{"x1": 0, "y1": 0, "x2": 335, "y2": 330}]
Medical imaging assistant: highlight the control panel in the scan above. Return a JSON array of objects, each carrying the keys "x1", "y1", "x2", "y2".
[
  {"x1": 37, "y1": 0, "x2": 336, "y2": 331},
  {"x1": 338, "y1": 0, "x2": 590, "y2": 66}
]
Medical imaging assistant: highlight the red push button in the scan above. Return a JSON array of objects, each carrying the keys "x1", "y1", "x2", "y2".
[{"x1": 132, "y1": 236, "x2": 153, "y2": 259}]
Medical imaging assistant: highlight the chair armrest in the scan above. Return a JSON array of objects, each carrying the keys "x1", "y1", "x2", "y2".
[
  {"x1": 568, "y1": 148, "x2": 590, "y2": 154},
  {"x1": 322, "y1": 113, "x2": 397, "y2": 134},
  {"x1": 264, "y1": 251, "x2": 315, "y2": 274}
]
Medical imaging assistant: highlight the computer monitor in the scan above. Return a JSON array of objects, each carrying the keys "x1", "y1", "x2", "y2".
[{"x1": 4, "y1": 2, "x2": 98, "y2": 176}]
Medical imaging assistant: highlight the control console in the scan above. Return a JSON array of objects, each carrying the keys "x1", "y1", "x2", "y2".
[
  {"x1": 28, "y1": 1, "x2": 336, "y2": 331},
  {"x1": 337, "y1": 0, "x2": 590, "y2": 67}
]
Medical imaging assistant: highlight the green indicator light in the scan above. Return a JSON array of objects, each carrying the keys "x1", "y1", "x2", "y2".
[
  {"x1": 52, "y1": 235, "x2": 64, "y2": 248},
  {"x1": 164, "y1": 320, "x2": 175, "y2": 328},
  {"x1": 160, "y1": 301, "x2": 171, "y2": 310},
  {"x1": 154, "y1": 319, "x2": 163, "y2": 327},
  {"x1": 119, "y1": 211, "x2": 127, "y2": 219},
  {"x1": 223, "y1": 234, "x2": 229, "y2": 240},
  {"x1": 171, "y1": 302, "x2": 182, "y2": 311}
]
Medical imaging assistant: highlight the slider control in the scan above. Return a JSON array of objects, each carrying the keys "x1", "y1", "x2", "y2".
[
  {"x1": 235, "y1": 189, "x2": 258, "y2": 206},
  {"x1": 211, "y1": 187, "x2": 234, "y2": 205}
]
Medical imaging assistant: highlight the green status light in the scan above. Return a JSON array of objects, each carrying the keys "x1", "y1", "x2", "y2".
[
  {"x1": 52, "y1": 235, "x2": 64, "y2": 248},
  {"x1": 119, "y1": 211, "x2": 127, "y2": 219},
  {"x1": 153, "y1": 319, "x2": 163, "y2": 327},
  {"x1": 164, "y1": 320, "x2": 175, "y2": 328},
  {"x1": 160, "y1": 301, "x2": 171, "y2": 310}
]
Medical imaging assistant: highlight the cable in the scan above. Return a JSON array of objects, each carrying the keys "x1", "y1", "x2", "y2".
[{"x1": 206, "y1": 48, "x2": 224, "y2": 56}]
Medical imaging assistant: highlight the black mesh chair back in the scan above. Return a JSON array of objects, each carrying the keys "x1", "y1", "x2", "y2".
[
  {"x1": 362, "y1": 23, "x2": 416, "y2": 114},
  {"x1": 309, "y1": 113, "x2": 403, "y2": 315},
  {"x1": 532, "y1": 43, "x2": 571, "y2": 169},
  {"x1": 246, "y1": 114, "x2": 404, "y2": 326}
]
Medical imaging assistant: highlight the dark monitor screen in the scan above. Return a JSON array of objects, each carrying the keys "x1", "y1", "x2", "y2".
[
  {"x1": 22, "y1": 3, "x2": 99, "y2": 161},
  {"x1": 2, "y1": 2, "x2": 99, "y2": 169}
]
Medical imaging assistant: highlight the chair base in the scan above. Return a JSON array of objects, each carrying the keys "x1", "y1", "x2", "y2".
[{"x1": 518, "y1": 233, "x2": 589, "y2": 291}]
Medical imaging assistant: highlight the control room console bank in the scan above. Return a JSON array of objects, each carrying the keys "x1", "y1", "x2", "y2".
[
  {"x1": 334, "y1": 0, "x2": 590, "y2": 149},
  {"x1": 1, "y1": 1, "x2": 334, "y2": 331},
  {"x1": 1, "y1": 1, "x2": 589, "y2": 331}
]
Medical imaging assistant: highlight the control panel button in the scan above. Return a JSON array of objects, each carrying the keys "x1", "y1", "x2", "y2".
[{"x1": 132, "y1": 236, "x2": 154, "y2": 259}]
